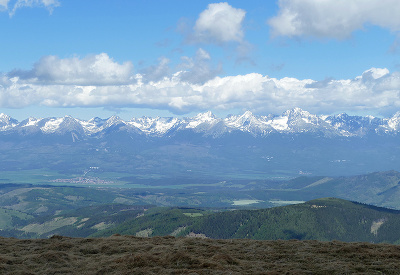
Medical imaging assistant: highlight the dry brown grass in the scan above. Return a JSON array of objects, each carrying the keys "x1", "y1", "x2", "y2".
[{"x1": 0, "y1": 235, "x2": 400, "y2": 274}]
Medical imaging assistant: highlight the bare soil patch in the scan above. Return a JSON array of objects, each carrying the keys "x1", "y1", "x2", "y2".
[{"x1": 1, "y1": 235, "x2": 400, "y2": 274}]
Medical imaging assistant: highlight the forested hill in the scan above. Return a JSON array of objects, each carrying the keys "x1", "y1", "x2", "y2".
[
  {"x1": 92, "y1": 198, "x2": 400, "y2": 244},
  {"x1": 4, "y1": 197, "x2": 400, "y2": 243}
]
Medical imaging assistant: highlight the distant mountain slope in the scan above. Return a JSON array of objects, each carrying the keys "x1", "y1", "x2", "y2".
[
  {"x1": 296, "y1": 171, "x2": 400, "y2": 209},
  {"x1": 90, "y1": 198, "x2": 400, "y2": 244},
  {"x1": 0, "y1": 184, "x2": 121, "y2": 216},
  {"x1": 252, "y1": 170, "x2": 400, "y2": 209},
  {"x1": 186, "y1": 198, "x2": 400, "y2": 243}
]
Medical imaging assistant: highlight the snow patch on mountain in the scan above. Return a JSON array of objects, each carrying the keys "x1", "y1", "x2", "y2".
[
  {"x1": 0, "y1": 113, "x2": 18, "y2": 129},
  {"x1": 129, "y1": 117, "x2": 180, "y2": 135},
  {"x1": 21, "y1": 117, "x2": 41, "y2": 127},
  {"x1": 187, "y1": 111, "x2": 217, "y2": 128},
  {"x1": 41, "y1": 118, "x2": 66, "y2": 133},
  {"x1": 387, "y1": 112, "x2": 400, "y2": 131},
  {"x1": 267, "y1": 116, "x2": 289, "y2": 131},
  {"x1": 79, "y1": 117, "x2": 107, "y2": 134}
]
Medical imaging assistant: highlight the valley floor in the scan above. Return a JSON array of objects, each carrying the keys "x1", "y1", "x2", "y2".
[{"x1": 1, "y1": 235, "x2": 399, "y2": 274}]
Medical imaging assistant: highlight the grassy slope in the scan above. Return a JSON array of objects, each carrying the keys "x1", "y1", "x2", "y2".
[
  {"x1": 91, "y1": 207, "x2": 208, "y2": 238},
  {"x1": 0, "y1": 184, "x2": 121, "y2": 216},
  {"x1": 5, "y1": 204, "x2": 152, "y2": 239},
  {"x1": 0, "y1": 208, "x2": 33, "y2": 229}
]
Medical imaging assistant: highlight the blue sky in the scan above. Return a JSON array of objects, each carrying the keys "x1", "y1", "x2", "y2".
[{"x1": 1, "y1": 0, "x2": 400, "y2": 120}]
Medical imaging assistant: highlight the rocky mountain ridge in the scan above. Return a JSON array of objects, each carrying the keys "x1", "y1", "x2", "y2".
[{"x1": 0, "y1": 108, "x2": 399, "y2": 138}]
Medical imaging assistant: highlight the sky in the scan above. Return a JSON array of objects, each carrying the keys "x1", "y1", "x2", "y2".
[{"x1": 1, "y1": 0, "x2": 400, "y2": 120}]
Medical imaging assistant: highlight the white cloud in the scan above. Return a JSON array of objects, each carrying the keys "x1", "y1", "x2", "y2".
[
  {"x1": 182, "y1": 3, "x2": 254, "y2": 65},
  {"x1": 191, "y1": 2, "x2": 246, "y2": 44},
  {"x1": 2, "y1": 54, "x2": 400, "y2": 116},
  {"x1": 139, "y1": 57, "x2": 171, "y2": 82},
  {"x1": 0, "y1": 0, "x2": 9, "y2": 10},
  {"x1": 139, "y1": 49, "x2": 222, "y2": 85},
  {"x1": 195, "y1": 48, "x2": 211, "y2": 60},
  {"x1": 268, "y1": 0, "x2": 400, "y2": 39},
  {"x1": 177, "y1": 48, "x2": 222, "y2": 84},
  {"x1": 2, "y1": 0, "x2": 60, "y2": 16},
  {"x1": 10, "y1": 53, "x2": 134, "y2": 85}
]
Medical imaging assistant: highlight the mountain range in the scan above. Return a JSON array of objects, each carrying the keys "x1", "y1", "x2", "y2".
[
  {"x1": 1, "y1": 108, "x2": 400, "y2": 138},
  {"x1": 1, "y1": 108, "x2": 400, "y2": 177}
]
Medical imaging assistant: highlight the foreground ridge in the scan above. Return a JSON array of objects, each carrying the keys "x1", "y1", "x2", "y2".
[{"x1": 0, "y1": 235, "x2": 399, "y2": 274}]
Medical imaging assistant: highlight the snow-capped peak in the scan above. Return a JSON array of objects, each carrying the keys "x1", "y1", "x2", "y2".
[
  {"x1": 265, "y1": 115, "x2": 289, "y2": 131},
  {"x1": 187, "y1": 111, "x2": 218, "y2": 128},
  {"x1": 128, "y1": 116, "x2": 180, "y2": 135},
  {"x1": 280, "y1": 108, "x2": 322, "y2": 130},
  {"x1": 0, "y1": 113, "x2": 15, "y2": 122},
  {"x1": 193, "y1": 111, "x2": 216, "y2": 120},
  {"x1": 283, "y1": 107, "x2": 310, "y2": 118},
  {"x1": 40, "y1": 117, "x2": 64, "y2": 133},
  {"x1": 241, "y1": 110, "x2": 254, "y2": 118},
  {"x1": 104, "y1": 115, "x2": 124, "y2": 127},
  {"x1": 0, "y1": 113, "x2": 18, "y2": 127},
  {"x1": 225, "y1": 111, "x2": 256, "y2": 128},
  {"x1": 386, "y1": 111, "x2": 400, "y2": 131},
  {"x1": 20, "y1": 117, "x2": 41, "y2": 127}
]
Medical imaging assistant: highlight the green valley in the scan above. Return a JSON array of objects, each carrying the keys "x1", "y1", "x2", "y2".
[{"x1": 2, "y1": 171, "x2": 400, "y2": 242}]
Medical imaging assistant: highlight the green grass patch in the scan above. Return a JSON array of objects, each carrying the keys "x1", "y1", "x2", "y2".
[
  {"x1": 183, "y1": 213, "x2": 203, "y2": 217},
  {"x1": 0, "y1": 208, "x2": 34, "y2": 229},
  {"x1": 0, "y1": 169, "x2": 68, "y2": 184}
]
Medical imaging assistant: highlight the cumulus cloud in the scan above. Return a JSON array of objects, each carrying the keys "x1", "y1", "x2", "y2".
[
  {"x1": 177, "y1": 48, "x2": 223, "y2": 84},
  {"x1": 139, "y1": 48, "x2": 222, "y2": 85},
  {"x1": 268, "y1": 0, "x2": 400, "y2": 39},
  {"x1": 2, "y1": 54, "x2": 400, "y2": 116},
  {"x1": 9, "y1": 53, "x2": 134, "y2": 85},
  {"x1": 190, "y1": 2, "x2": 246, "y2": 44},
  {"x1": 2, "y1": 0, "x2": 60, "y2": 16}
]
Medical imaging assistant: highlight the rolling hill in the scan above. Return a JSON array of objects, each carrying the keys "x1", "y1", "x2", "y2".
[{"x1": 6, "y1": 197, "x2": 400, "y2": 244}]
